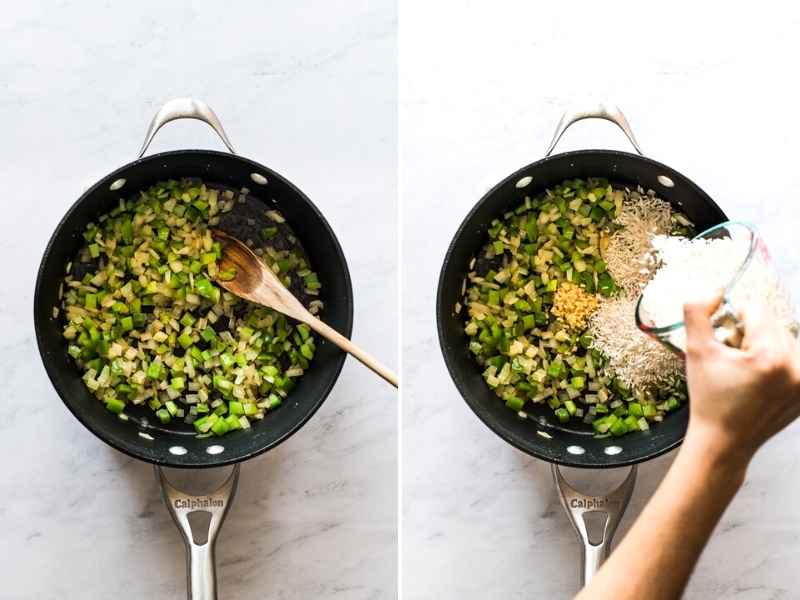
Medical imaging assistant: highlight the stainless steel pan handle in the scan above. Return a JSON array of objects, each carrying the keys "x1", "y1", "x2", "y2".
[
  {"x1": 552, "y1": 464, "x2": 637, "y2": 588},
  {"x1": 544, "y1": 101, "x2": 644, "y2": 157},
  {"x1": 139, "y1": 98, "x2": 237, "y2": 157},
  {"x1": 156, "y1": 464, "x2": 241, "y2": 600}
]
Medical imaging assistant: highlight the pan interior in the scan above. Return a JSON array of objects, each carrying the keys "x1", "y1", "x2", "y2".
[
  {"x1": 35, "y1": 150, "x2": 354, "y2": 467},
  {"x1": 437, "y1": 150, "x2": 727, "y2": 468}
]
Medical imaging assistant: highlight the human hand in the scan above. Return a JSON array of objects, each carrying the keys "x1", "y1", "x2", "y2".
[
  {"x1": 682, "y1": 290, "x2": 800, "y2": 470},
  {"x1": 575, "y1": 292, "x2": 800, "y2": 600}
]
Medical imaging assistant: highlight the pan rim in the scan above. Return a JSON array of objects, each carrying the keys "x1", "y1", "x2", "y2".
[
  {"x1": 436, "y1": 149, "x2": 725, "y2": 468},
  {"x1": 34, "y1": 149, "x2": 354, "y2": 468}
]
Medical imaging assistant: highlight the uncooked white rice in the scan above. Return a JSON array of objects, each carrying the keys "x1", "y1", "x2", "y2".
[
  {"x1": 640, "y1": 234, "x2": 798, "y2": 348},
  {"x1": 604, "y1": 190, "x2": 677, "y2": 294},
  {"x1": 590, "y1": 294, "x2": 685, "y2": 387},
  {"x1": 587, "y1": 188, "x2": 686, "y2": 388}
]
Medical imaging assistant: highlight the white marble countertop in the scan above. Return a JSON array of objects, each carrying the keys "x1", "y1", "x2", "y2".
[
  {"x1": 402, "y1": 2, "x2": 800, "y2": 599},
  {"x1": 7, "y1": 1, "x2": 800, "y2": 598},
  {"x1": 0, "y1": 1, "x2": 397, "y2": 599}
]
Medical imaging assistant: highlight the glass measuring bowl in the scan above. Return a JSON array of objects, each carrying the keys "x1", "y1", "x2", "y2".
[{"x1": 635, "y1": 220, "x2": 798, "y2": 356}]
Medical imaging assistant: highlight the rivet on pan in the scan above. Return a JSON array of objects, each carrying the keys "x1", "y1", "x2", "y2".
[
  {"x1": 657, "y1": 175, "x2": 675, "y2": 188},
  {"x1": 250, "y1": 173, "x2": 268, "y2": 185},
  {"x1": 567, "y1": 445, "x2": 585, "y2": 455},
  {"x1": 109, "y1": 178, "x2": 127, "y2": 191},
  {"x1": 206, "y1": 445, "x2": 225, "y2": 455},
  {"x1": 516, "y1": 176, "x2": 533, "y2": 189},
  {"x1": 604, "y1": 446, "x2": 623, "y2": 456},
  {"x1": 169, "y1": 446, "x2": 188, "y2": 456}
]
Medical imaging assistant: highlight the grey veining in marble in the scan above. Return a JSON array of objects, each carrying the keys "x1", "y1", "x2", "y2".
[{"x1": 0, "y1": 1, "x2": 397, "y2": 598}]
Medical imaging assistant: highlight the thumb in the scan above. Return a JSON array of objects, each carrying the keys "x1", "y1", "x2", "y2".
[{"x1": 683, "y1": 288, "x2": 725, "y2": 350}]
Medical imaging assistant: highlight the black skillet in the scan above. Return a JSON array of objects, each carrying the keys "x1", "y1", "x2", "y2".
[
  {"x1": 436, "y1": 102, "x2": 727, "y2": 588},
  {"x1": 33, "y1": 99, "x2": 353, "y2": 598},
  {"x1": 35, "y1": 99, "x2": 353, "y2": 468}
]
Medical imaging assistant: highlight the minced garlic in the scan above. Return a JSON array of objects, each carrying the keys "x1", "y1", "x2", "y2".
[{"x1": 551, "y1": 281, "x2": 598, "y2": 330}]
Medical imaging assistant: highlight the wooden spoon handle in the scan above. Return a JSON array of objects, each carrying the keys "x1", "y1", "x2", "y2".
[{"x1": 304, "y1": 315, "x2": 398, "y2": 388}]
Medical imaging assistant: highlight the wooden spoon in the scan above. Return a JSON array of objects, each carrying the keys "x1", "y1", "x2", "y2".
[{"x1": 210, "y1": 228, "x2": 398, "y2": 388}]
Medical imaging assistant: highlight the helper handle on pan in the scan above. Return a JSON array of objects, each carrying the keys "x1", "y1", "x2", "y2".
[
  {"x1": 156, "y1": 464, "x2": 241, "y2": 600},
  {"x1": 139, "y1": 98, "x2": 237, "y2": 158},
  {"x1": 545, "y1": 101, "x2": 644, "y2": 157},
  {"x1": 552, "y1": 464, "x2": 637, "y2": 589}
]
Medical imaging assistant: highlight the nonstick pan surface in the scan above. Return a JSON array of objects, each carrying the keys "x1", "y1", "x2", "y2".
[
  {"x1": 437, "y1": 149, "x2": 727, "y2": 468},
  {"x1": 35, "y1": 149, "x2": 353, "y2": 468}
]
